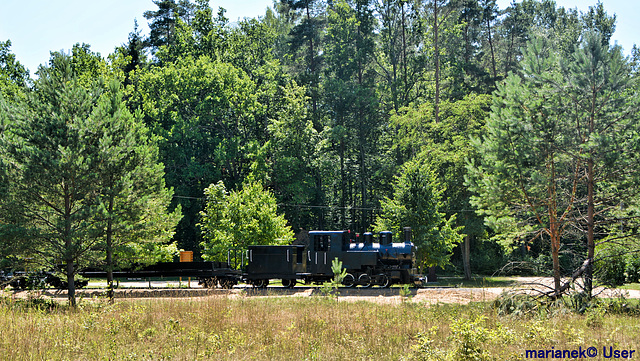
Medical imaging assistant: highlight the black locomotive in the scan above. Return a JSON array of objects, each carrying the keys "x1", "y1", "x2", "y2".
[{"x1": 243, "y1": 228, "x2": 420, "y2": 288}]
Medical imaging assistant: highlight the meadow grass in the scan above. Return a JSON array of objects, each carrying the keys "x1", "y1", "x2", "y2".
[
  {"x1": 0, "y1": 292, "x2": 638, "y2": 360},
  {"x1": 620, "y1": 283, "x2": 640, "y2": 291}
]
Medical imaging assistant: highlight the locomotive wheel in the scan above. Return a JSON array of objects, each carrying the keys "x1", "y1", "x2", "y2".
[
  {"x1": 358, "y1": 274, "x2": 372, "y2": 288},
  {"x1": 342, "y1": 273, "x2": 355, "y2": 288},
  {"x1": 377, "y1": 274, "x2": 390, "y2": 288},
  {"x1": 281, "y1": 279, "x2": 297, "y2": 288},
  {"x1": 220, "y1": 278, "x2": 235, "y2": 289},
  {"x1": 203, "y1": 277, "x2": 217, "y2": 288},
  {"x1": 254, "y1": 279, "x2": 269, "y2": 288}
]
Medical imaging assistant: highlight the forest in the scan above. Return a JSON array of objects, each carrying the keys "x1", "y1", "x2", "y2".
[{"x1": 1, "y1": 0, "x2": 640, "y2": 303}]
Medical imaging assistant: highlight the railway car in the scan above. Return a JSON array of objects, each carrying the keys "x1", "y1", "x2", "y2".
[{"x1": 81, "y1": 260, "x2": 242, "y2": 289}]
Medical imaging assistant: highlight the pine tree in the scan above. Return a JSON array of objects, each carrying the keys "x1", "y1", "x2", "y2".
[
  {"x1": 375, "y1": 157, "x2": 462, "y2": 270},
  {"x1": 87, "y1": 79, "x2": 181, "y2": 301},
  {"x1": 0, "y1": 54, "x2": 103, "y2": 306},
  {"x1": 468, "y1": 32, "x2": 640, "y2": 297},
  {"x1": 144, "y1": 0, "x2": 195, "y2": 54}
]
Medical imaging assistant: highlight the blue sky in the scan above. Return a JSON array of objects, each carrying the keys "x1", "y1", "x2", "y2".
[
  {"x1": 0, "y1": 0, "x2": 636, "y2": 76},
  {"x1": 0, "y1": 0, "x2": 276, "y2": 75}
]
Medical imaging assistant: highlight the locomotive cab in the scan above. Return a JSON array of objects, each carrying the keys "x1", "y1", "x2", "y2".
[{"x1": 306, "y1": 231, "x2": 367, "y2": 280}]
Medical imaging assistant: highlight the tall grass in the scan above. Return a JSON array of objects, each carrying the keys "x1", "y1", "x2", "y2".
[{"x1": 0, "y1": 292, "x2": 638, "y2": 360}]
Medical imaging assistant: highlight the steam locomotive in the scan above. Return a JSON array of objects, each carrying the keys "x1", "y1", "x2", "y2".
[{"x1": 243, "y1": 228, "x2": 419, "y2": 288}]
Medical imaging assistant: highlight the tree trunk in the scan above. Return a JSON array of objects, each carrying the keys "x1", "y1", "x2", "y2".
[
  {"x1": 462, "y1": 234, "x2": 471, "y2": 280},
  {"x1": 549, "y1": 160, "x2": 562, "y2": 296},
  {"x1": 485, "y1": 16, "x2": 497, "y2": 83},
  {"x1": 340, "y1": 138, "x2": 346, "y2": 228},
  {"x1": 585, "y1": 157, "x2": 595, "y2": 297},
  {"x1": 306, "y1": 4, "x2": 318, "y2": 121},
  {"x1": 433, "y1": 0, "x2": 440, "y2": 123},
  {"x1": 463, "y1": 8, "x2": 470, "y2": 74},
  {"x1": 401, "y1": 1, "x2": 408, "y2": 102},
  {"x1": 585, "y1": 93, "x2": 597, "y2": 298},
  {"x1": 428, "y1": 266, "x2": 438, "y2": 282},
  {"x1": 64, "y1": 183, "x2": 76, "y2": 307},
  {"x1": 359, "y1": 130, "x2": 367, "y2": 231},
  {"x1": 106, "y1": 197, "x2": 115, "y2": 303},
  {"x1": 551, "y1": 232, "x2": 561, "y2": 296},
  {"x1": 66, "y1": 260, "x2": 76, "y2": 307}
]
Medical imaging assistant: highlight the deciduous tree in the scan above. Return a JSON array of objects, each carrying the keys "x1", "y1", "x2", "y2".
[{"x1": 198, "y1": 179, "x2": 294, "y2": 261}]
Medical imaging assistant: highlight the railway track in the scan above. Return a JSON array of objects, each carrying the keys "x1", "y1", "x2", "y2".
[{"x1": 20, "y1": 285, "x2": 503, "y2": 305}]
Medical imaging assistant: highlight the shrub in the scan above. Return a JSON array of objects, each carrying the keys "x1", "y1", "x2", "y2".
[
  {"x1": 624, "y1": 252, "x2": 640, "y2": 283},
  {"x1": 449, "y1": 316, "x2": 495, "y2": 361},
  {"x1": 595, "y1": 244, "x2": 626, "y2": 286},
  {"x1": 492, "y1": 292, "x2": 543, "y2": 317}
]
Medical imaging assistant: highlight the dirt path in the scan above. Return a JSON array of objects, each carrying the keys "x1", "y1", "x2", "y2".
[{"x1": 9, "y1": 277, "x2": 639, "y2": 305}]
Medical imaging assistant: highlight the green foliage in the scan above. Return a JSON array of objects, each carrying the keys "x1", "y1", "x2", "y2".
[
  {"x1": 143, "y1": 0, "x2": 195, "y2": 53},
  {"x1": 375, "y1": 157, "x2": 463, "y2": 269},
  {"x1": 375, "y1": 0, "x2": 430, "y2": 111},
  {"x1": 115, "y1": 242, "x2": 178, "y2": 267},
  {"x1": 69, "y1": 43, "x2": 111, "y2": 88},
  {"x1": 0, "y1": 40, "x2": 30, "y2": 101},
  {"x1": 412, "y1": 326, "x2": 446, "y2": 361},
  {"x1": 2, "y1": 295, "x2": 640, "y2": 360},
  {"x1": 199, "y1": 179, "x2": 294, "y2": 261},
  {"x1": 468, "y1": 30, "x2": 640, "y2": 294},
  {"x1": 595, "y1": 240, "x2": 640, "y2": 286},
  {"x1": 0, "y1": 53, "x2": 106, "y2": 305},
  {"x1": 318, "y1": 0, "x2": 381, "y2": 230},
  {"x1": 411, "y1": 316, "x2": 516, "y2": 361},
  {"x1": 399, "y1": 283, "x2": 413, "y2": 302},
  {"x1": 493, "y1": 291, "x2": 640, "y2": 318},
  {"x1": 4, "y1": 0, "x2": 635, "y2": 285},
  {"x1": 448, "y1": 316, "x2": 496, "y2": 361},
  {"x1": 625, "y1": 252, "x2": 640, "y2": 284},
  {"x1": 133, "y1": 55, "x2": 259, "y2": 251},
  {"x1": 595, "y1": 242, "x2": 627, "y2": 287},
  {"x1": 87, "y1": 79, "x2": 181, "y2": 270},
  {"x1": 331, "y1": 257, "x2": 347, "y2": 285},
  {"x1": 320, "y1": 257, "x2": 347, "y2": 300},
  {"x1": 0, "y1": 53, "x2": 180, "y2": 306},
  {"x1": 109, "y1": 20, "x2": 147, "y2": 88},
  {"x1": 265, "y1": 83, "x2": 318, "y2": 229},
  {"x1": 492, "y1": 293, "x2": 546, "y2": 317},
  {"x1": 466, "y1": 35, "x2": 571, "y2": 250},
  {"x1": 391, "y1": 94, "x2": 490, "y2": 266}
]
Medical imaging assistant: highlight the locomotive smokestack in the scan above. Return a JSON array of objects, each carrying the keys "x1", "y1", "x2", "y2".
[
  {"x1": 403, "y1": 227, "x2": 412, "y2": 243},
  {"x1": 363, "y1": 232, "x2": 373, "y2": 245}
]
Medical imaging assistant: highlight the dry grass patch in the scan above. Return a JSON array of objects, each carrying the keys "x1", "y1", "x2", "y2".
[{"x1": 0, "y1": 292, "x2": 638, "y2": 360}]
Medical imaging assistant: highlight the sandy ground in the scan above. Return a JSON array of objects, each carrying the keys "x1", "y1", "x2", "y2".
[{"x1": 9, "y1": 277, "x2": 639, "y2": 305}]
